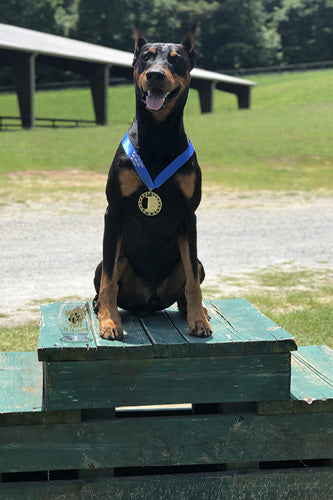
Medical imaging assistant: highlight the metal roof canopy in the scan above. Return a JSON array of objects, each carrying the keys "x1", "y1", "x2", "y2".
[{"x1": 0, "y1": 23, "x2": 255, "y2": 129}]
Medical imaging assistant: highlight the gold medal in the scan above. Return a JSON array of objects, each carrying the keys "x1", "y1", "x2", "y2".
[{"x1": 138, "y1": 191, "x2": 162, "y2": 216}]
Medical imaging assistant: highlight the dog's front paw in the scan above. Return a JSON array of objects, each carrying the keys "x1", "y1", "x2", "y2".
[
  {"x1": 99, "y1": 318, "x2": 123, "y2": 341},
  {"x1": 188, "y1": 309, "x2": 212, "y2": 338}
]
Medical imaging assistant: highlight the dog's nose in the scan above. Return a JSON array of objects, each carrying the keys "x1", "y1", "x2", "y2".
[{"x1": 146, "y1": 69, "x2": 166, "y2": 83}]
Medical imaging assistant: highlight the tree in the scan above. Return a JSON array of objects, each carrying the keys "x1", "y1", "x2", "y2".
[
  {"x1": 75, "y1": 0, "x2": 216, "y2": 53},
  {"x1": 272, "y1": 0, "x2": 333, "y2": 63},
  {"x1": 198, "y1": 0, "x2": 281, "y2": 69},
  {"x1": 53, "y1": 0, "x2": 80, "y2": 37},
  {"x1": 1, "y1": 0, "x2": 332, "y2": 83},
  {"x1": 1, "y1": 0, "x2": 58, "y2": 33}
]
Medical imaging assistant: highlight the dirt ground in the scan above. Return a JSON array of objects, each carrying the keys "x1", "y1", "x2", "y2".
[{"x1": 1, "y1": 183, "x2": 332, "y2": 326}]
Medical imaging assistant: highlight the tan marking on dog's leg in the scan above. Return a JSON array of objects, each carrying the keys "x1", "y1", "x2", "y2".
[
  {"x1": 119, "y1": 169, "x2": 142, "y2": 197},
  {"x1": 176, "y1": 172, "x2": 196, "y2": 199},
  {"x1": 98, "y1": 240, "x2": 123, "y2": 340},
  {"x1": 178, "y1": 234, "x2": 212, "y2": 337}
]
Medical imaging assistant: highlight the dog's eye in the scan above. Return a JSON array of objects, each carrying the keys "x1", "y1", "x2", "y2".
[
  {"x1": 141, "y1": 52, "x2": 151, "y2": 61},
  {"x1": 141, "y1": 49, "x2": 157, "y2": 62},
  {"x1": 169, "y1": 51, "x2": 181, "y2": 61}
]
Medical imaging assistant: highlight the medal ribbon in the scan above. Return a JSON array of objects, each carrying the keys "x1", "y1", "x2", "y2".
[{"x1": 122, "y1": 132, "x2": 194, "y2": 190}]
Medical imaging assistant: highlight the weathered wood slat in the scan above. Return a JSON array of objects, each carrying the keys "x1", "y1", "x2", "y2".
[
  {"x1": 165, "y1": 306, "x2": 234, "y2": 357},
  {"x1": 166, "y1": 299, "x2": 296, "y2": 357},
  {"x1": 293, "y1": 345, "x2": 333, "y2": 386},
  {"x1": 291, "y1": 346, "x2": 333, "y2": 402},
  {"x1": 91, "y1": 308, "x2": 153, "y2": 360},
  {"x1": 258, "y1": 345, "x2": 333, "y2": 415},
  {"x1": 0, "y1": 352, "x2": 43, "y2": 414},
  {"x1": 298, "y1": 345, "x2": 333, "y2": 378},
  {"x1": 1, "y1": 468, "x2": 332, "y2": 500},
  {"x1": 207, "y1": 298, "x2": 296, "y2": 344},
  {"x1": 139, "y1": 311, "x2": 189, "y2": 358},
  {"x1": 1, "y1": 412, "x2": 332, "y2": 473},
  {"x1": 44, "y1": 353, "x2": 290, "y2": 410}
]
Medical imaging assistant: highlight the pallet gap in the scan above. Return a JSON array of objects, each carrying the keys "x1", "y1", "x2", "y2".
[
  {"x1": 1, "y1": 469, "x2": 79, "y2": 483},
  {"x1": 114, "y1": 463, "x2": 227, "y2": 477},
  {"x1": 80, "y1": 405, "x2": 194, "y2": 420},
  {"x1": 115, "y1": 407, "x2": 193, "y2": 418},
  {"x1": 80, "y1": 403, "x2": 262, "y2": 420},
  {"x1": 259, "y1": 458, "x2": 332, "y2": 470}
]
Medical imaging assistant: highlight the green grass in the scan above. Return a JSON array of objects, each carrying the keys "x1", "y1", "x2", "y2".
[
  {"x1": 0, "y1": 69, "x2": 332, "y2": 192},
  {"x1": 0, "y1": 324, "x2": 39, "y2": 352}
]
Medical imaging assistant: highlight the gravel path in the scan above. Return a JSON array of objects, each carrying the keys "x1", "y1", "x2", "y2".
[{"x1": 1, "y1": 192, "x2": 332, "y2": 325}]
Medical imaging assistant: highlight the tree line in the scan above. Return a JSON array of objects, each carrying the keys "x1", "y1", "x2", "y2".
[{"x1": 1, "y1": 0, "x2": 332, "y2": 83}]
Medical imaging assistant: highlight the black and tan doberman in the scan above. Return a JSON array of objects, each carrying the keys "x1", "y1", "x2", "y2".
[{"x1": 93, "y1": 26, "x2": 212, "y2": 340}]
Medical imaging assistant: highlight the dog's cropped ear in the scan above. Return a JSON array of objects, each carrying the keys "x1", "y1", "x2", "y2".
[
  {"x1": 181, "y1": 23, "x2": 197, "y2": 69},
  {"x1": 133, "y1": 26, "x2": 148, "y2": 67}
]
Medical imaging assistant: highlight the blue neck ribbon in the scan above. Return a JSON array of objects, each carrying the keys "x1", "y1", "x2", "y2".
[{"x1": 122, "y1": 132, "x2": 194, "y2": 190}]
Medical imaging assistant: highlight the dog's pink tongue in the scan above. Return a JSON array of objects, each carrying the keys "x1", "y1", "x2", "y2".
[{"x1": 146, "y1": 91, "x2": 165, "y2": 111}]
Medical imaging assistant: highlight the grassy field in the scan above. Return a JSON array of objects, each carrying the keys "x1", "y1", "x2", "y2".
[
  {"x1": 0, "y1": 69, "x2": 332, "y2": 351},
  {"x1": 1, "y1": 69, "x2": 332, "y2": 191}
]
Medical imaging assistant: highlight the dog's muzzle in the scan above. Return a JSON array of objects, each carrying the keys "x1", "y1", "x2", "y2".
[{"x1": 142, "y1": 86, "x2": 181, "y2": 111}]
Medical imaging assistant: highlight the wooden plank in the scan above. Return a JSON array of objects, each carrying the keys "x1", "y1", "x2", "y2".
[
  {"x1": 166, "y1": 299, "x2": 296, "y2": 357},
  {"x1": 91, "y1": 307, "x2": 153, "y2": 360},
  {"x1": 0, "y1": 352, "x2": 43, "y2": 414},
  {"x1": 291, "y1": 346, "x2": 333, "y2": 403},
  {"x1": 0, "y1": 412, "x2": 332, "y2": 473},
  {"x1": 208, "y1": 299, "x2": 297, "y2": 351},
  {"x1": 1, "y1": 468, "x2": 332, "y2": 500},
  {"x1": 44, "y1": 353, "x2": 290, "y2": 410},
  {"x1": 166, "y1": 306, "x2": 232, "y2": 357},
  {"x1": 38, "y1": 303, "x2": 97, "y2": 361},
  {"x1": 295, "y1": 346, "x2": 333, "y2": 385},
  {"x1": 166, "y1": 304, "x2": 254, "y2": 357},
  {"x1": 139, "y1": 311, "x2": 189, "y2": 358},
  {"x1": 259, "y1": 345, "x2": 333, "y2": 415}
]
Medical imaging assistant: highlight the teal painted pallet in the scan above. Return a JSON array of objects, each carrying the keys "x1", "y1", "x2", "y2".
[
  {"x1": 1, "y1": 299, "x2": 332, "y2": 500},
  {"x1": 1, "y1": 346, "x2": 332, "y2": 470},
  {"x1": 39, "y1": 299, "x2": 296, "y2": 409},
  {"x1": 0, "y1": 345, "x2": 332, "y2": 498}
]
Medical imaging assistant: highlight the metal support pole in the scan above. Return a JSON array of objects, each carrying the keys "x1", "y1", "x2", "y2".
[
  {"x1": 89, "y1": 64, "x2": 110, "y2": 125},
  {"x1": 12, "y1": 53, "x2": 36, "y2": 128},
  {"x1": 190, "y1": 80, "x2": 215, "y2": 113},
  {"x1": 236, "y1": 86, "x2": 251, "y2": 109},
  {"x1": 215, "y1": 81, "x2": 252, "y2": 109}
]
